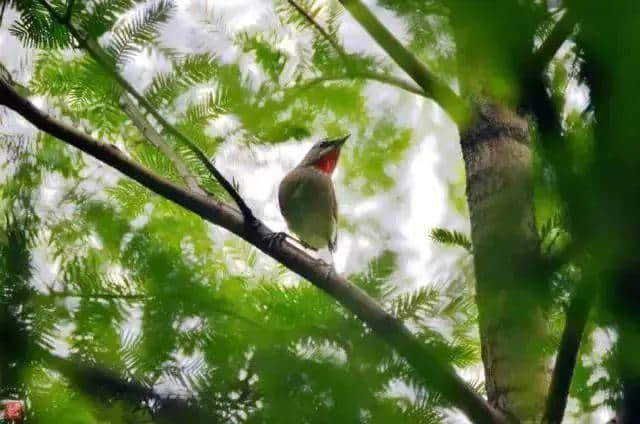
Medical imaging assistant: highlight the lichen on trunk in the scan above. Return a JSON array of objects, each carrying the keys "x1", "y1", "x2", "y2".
[{"x1": 460, "y1": 100, "x2": 550, "y2": 420}]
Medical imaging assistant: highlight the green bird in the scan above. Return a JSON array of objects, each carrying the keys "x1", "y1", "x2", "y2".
[{"x1": 277, "y1": 135, "x2": 349, "y2": 253}]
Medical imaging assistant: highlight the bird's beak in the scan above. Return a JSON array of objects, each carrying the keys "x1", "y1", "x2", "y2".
[{"x1": 330, "y1": 134, "x2": 350, "y2": 148}]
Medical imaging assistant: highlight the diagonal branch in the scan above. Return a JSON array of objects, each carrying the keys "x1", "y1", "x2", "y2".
[
  {"x1": 526, "y1": 17, "x2": 592, "y2": 422},
  {"x1": 0, "y1": 77, "x2": 506, "y2": 424},
  {"x1": 299, "y1": 73, "x2": 426, "y2": 97},
  {"x1": 61, "y1": 0, "x2": 76, "y2": 23},
  {"x1": 118, "y1": 93, "x2": 207, "y2": 196},
  {"x1": 532, "y1": 12, "x2": 575, "y2": 78},
  {"x1": 527, "y1": 61, "x2": 592, "y2": 423},
  {"x1": 37, "y1": 0, "x2": 256, "y2": 224},
  {"x1": 0, "y1": 0, "x2": 8, "y2": 28},
  {"x1": 287, "y1": 0, "x2": 426, "y2": 98},
  {"x1": 521, "y1": 12, "x2": 575, "y2": 123},
  {"x1": 542, "y1": 280, "x2": 594, "y2": 424},
  {"x1": 337, "y1": 0, "x2": 467, "y2": 122},
  {"x1": 287, "y1": 0, "x2": 349, "y2": 63}
]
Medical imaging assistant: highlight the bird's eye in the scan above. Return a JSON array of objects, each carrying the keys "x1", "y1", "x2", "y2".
[{"x1": 320, "y1": 141, "x2": 330, "y2": 147}]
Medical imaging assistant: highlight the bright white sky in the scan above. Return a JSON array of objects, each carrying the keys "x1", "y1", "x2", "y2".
[{"x1": 0, "y1": 1, "x2": 609, "y2": 422}]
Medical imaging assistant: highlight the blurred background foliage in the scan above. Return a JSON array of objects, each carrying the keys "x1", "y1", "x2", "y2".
[
  {"x1": 0, "y1": 141, "x2": 481, "y2": 422},
  {"x1": 0, "y1": 0, "x2": 477, "y2": 422},
  {"x1": 0, "y1": 0, "x2": 634, "y2": 422}
]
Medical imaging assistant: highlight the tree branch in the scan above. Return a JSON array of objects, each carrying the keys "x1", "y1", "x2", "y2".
[
  {"x1": 287, "y1": 0, "x2": 425, "y2": 98},
  {"x1": 532, "y1": 12, "x2": 575, "y2": 77},
  {"x1": 37, "y1": 0, "x2": 257, "y2": 224},
  {"x1": 0, "y1": 78, "x2": 506, "y2": 424},
  {"x1": 337, "y1": 0, "x2": 467, "y2": 123},
  {"x1": 0, "y1": 0, "x2": 8, "y2": 28},
  {"x1": 527, "y1": 18, "x2": 590, "y2": 422},
  {"x1": 542, "y1": 281, "x2": 593, "y2": 424},
  {"x1": 287, "y1": 0, "x2": 349, "y2": 63},
  {"x1": 118, "y1": 93, "x2": 207, "y2": 196},
  {"x1": 40, "y1": 349, "x2": 213, "y2": 423},
  {"x1": 299, "y1": 73, "x2": 426, "y2": 97},
  {"x1": 61, "y1": 0, "x2": 75, "y2": 23},
  {"x1": 521, "y1": 12, "x2": 575, "y2": 120},
  {"x1": 3, "y1": 39, "x2": 207, "y2": 199}
]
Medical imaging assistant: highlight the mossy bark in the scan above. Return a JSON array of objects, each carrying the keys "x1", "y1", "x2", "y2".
[{"x1": 461, "y1": 100, "x2": 549, "y2": 421}]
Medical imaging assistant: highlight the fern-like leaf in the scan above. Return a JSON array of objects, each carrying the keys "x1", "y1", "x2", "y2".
[
  {"x1": 106, "y1": 0, "x2": 175, "y2": 66},
  {"x1": 429, "y1": 228, "x2": 472, "y2": 252},
  {"x1": 10, "y1": 0, "x2": 73, "y2": 49},
  {"x1": 391, "y1": 286, "x2": 439, "y2": 321}
]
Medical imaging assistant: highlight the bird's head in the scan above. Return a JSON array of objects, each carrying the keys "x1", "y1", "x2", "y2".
[{"x1": 298, "y1": 134, "x2": 350, "y2": 175}]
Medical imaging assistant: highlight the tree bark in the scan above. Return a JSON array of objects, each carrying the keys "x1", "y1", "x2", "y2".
[{"x1": 461, "y1": 100, "x2": 549, "y2": 420}]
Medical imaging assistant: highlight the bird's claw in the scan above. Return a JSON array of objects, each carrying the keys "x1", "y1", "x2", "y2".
[
  {"x1": 264, "y1": 231, "x2": 319, "y2": 252},
  {"x1": 264, "y1": 232, "x2": 287, "y2": 251}
]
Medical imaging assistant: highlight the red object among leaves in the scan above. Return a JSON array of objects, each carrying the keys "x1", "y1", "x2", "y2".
[
  {"x1": 313, "y1": 149, "x2": 340, "y2": 175},
  {"x1": 3, "y1": 401, "x2": 23, "y2": 422}
]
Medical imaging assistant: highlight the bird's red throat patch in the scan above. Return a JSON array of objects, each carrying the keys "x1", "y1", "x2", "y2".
[{"x1": 313, "y1": 149, "x2": 340, "y2": 175}]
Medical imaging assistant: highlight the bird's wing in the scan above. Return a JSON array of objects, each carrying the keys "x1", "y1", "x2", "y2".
[
  {"x1": 278, "y1": 170, "x2": 302, "y2": 222},
  {"x1": 329, "y1": 183, "x2": 338, "y2": 252}
]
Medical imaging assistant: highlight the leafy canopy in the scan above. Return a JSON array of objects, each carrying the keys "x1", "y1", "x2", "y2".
[{"x1": 0, "y1": 0, "x2": 614, "y2": 422}]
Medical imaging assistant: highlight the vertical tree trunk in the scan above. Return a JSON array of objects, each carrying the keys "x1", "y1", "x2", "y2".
[{"x1": 460, "y1": 100, "x2": 549, "y2": 420}]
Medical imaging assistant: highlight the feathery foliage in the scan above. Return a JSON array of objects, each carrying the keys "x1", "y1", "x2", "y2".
[
  {"x1": 2, "y1": 0, "x2": 626, "y2": 422},
  {"x1": 429, "y1": 228, "x2": 472, "y2": 252}
]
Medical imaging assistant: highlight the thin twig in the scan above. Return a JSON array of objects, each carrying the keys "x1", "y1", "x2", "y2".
[
  {"x1": 119, "y1": 93, "x2": 208, "y2": 196},
  {"x1": 287, "y1": 0, "x2": 349, "y2": 63},
  {"x1": 287, "y1": 0, "x2": 425, "y2": 98},
  {"x1": 0, "y1": 60, "x2": 11, "y2": 84},
  {"x1": 0, "y1": 0, "x2": 8, "y2": 28},
  {"x1": 2, "y1": 22, "x2": 207, "y2": 198},
  {"x1": 337, "y1": 0, "x2": 467, "y2": 123},
  {"x1": 299, "y1": 73, "x2": 425, "y2": 97}
]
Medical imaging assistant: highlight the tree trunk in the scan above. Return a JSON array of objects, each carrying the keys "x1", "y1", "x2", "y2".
[{"x1": 460, "y1": 100, "x2": 549, "y2": 420}]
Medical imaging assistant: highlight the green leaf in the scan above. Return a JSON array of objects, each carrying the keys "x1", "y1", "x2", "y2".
[{"x1": 429, "y1": 228, "x2": 472, "y2": 252}]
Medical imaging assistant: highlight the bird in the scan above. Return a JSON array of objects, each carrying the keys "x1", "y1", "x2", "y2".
[{"x1": 274, "y1": 134, "x2": 349, "y2": 254}]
